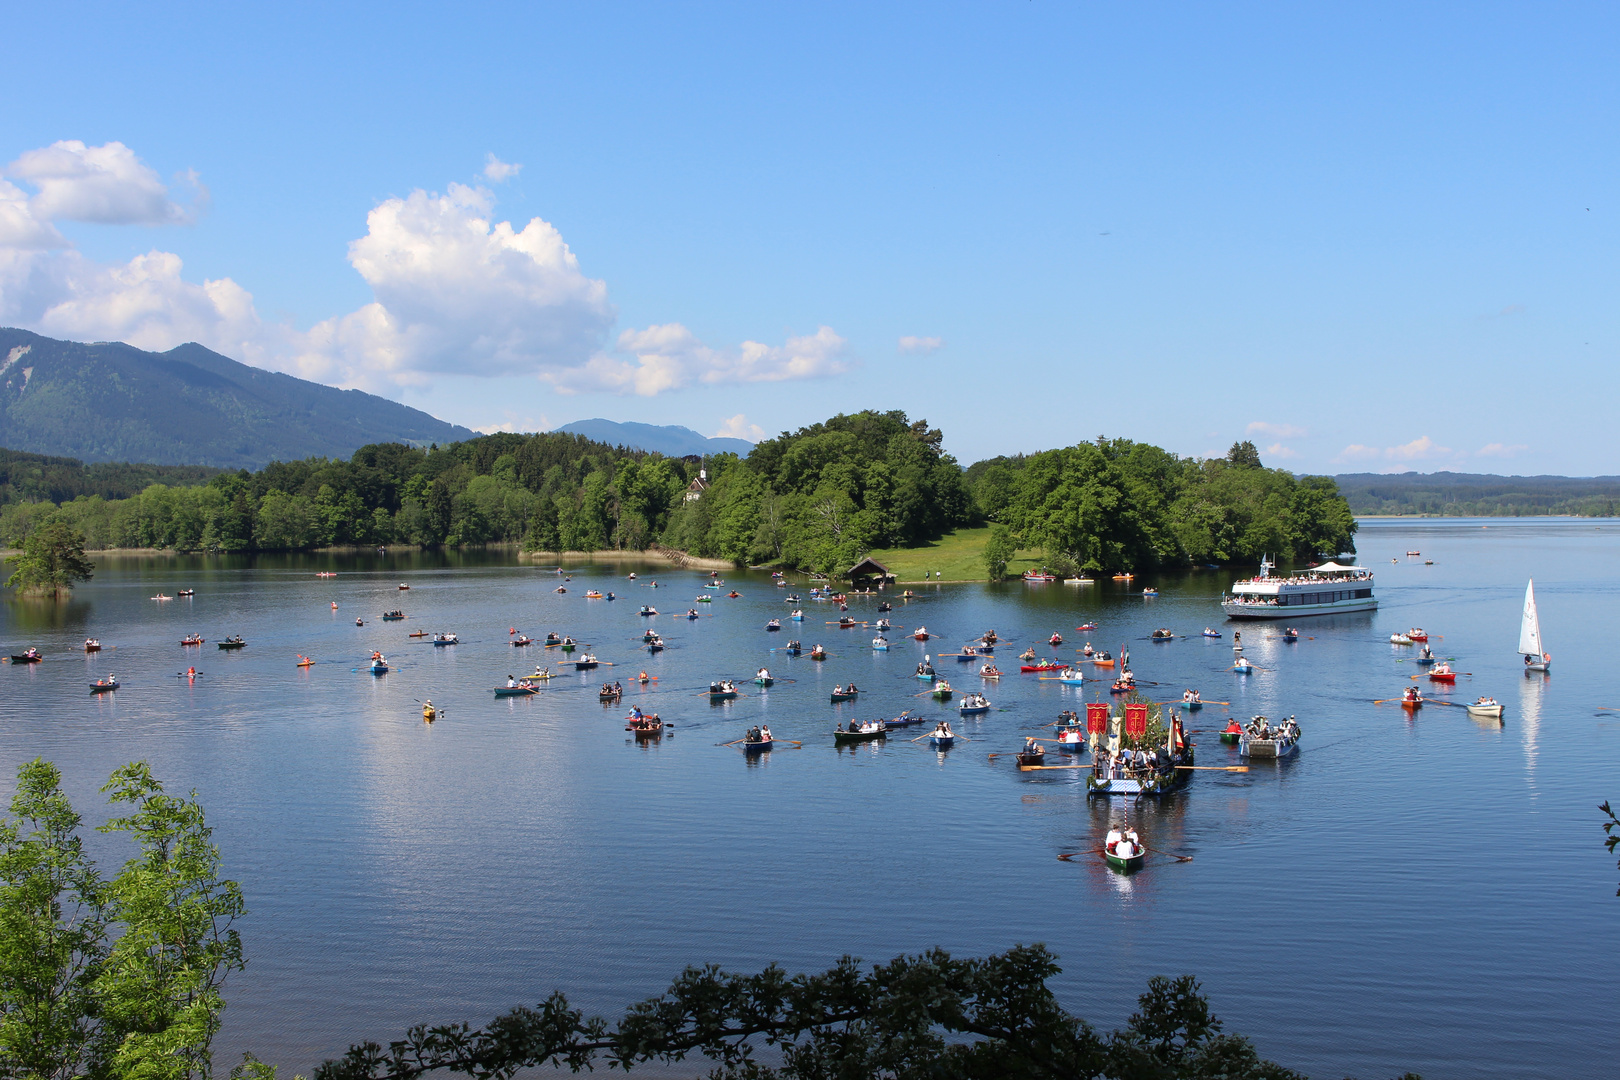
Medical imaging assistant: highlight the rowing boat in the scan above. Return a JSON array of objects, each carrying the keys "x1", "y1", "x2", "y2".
[
  {"x1": 833, "y1": 724, "x2": 886, "y2": 743},
  {"x1": 494, "y1": 685, "x2": 536, "y2": 697}
]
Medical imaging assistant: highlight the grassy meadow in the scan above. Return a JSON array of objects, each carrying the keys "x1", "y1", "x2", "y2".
[{"x1": 859, "y1": 527, "x2": 1045, "y2": 583}]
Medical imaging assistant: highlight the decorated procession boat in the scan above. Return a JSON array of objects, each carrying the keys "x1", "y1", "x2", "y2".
[{"x1": 1221, "y1": 557, "x2": 1376, "y2": 620}]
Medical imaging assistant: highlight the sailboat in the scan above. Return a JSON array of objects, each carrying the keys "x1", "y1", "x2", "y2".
[{"x1": 1519, "y1": 579, "x2": 1550, "y2": 673}]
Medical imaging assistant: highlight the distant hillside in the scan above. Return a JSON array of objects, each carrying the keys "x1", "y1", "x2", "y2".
[
  {"x1": 557, "y1": 418, "x2": 753, "y2": 458},
  {"x1": 1335, "y1": 471, "x2": 1620, "y2": 516},
  {"x1": 0, "y1": 328, "x2": 475, "y2": 469},
  {"x1": 0, "y1": 448, "x2": 221, "y2": 507}
]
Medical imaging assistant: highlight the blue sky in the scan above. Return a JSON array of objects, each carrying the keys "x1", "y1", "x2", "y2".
[{"x1": 3, "y1": 3, "x2": 1616, "y2": 473}]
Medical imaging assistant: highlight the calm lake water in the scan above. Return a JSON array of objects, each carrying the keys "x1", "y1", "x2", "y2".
[{"x1": 2, "y1": 519, "x2": 1617, "y2": 1079}]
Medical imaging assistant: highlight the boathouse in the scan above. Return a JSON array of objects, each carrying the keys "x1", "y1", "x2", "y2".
[{"x1": 846, "y1": 557, "x2": 894, "y2": 588}]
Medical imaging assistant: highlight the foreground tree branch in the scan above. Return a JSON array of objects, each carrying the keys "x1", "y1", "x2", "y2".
[{"x1": 313, "y1": 948, "x2": 1345, "y2": 1080}]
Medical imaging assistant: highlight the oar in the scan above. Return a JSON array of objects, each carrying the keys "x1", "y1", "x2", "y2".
[
  {"x1": 717, "y1": 738, "x2": 745, "y2": 747},
  {"x1": 1141, "y1": 843, "x2": 1194, "y2": 863},
  {"x1": 1056, "y1": 850, "x2": 1105, "y2": 862},
  {"x1": 1174, "y1": 765, "x2": 1249, "y2": 772}
]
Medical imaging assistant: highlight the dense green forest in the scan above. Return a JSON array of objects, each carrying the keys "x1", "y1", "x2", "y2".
[
  {"x1": 967, "y1": 438, "x2": 1356, "y2": 575},
  {"x1": 1335, "y1": 471, "x2": 1620, "y2": 516},
  {"x1": 0, "y1": 448, "x2": 220, "y2": 506},
  {"x1": 0, "y1": 414, "x2": 1357, "y2": 575}
]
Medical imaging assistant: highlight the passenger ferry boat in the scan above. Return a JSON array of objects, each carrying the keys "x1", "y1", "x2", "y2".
[{"x1": 1220, "y1": 556, "x2": 1376, "y2": 620}]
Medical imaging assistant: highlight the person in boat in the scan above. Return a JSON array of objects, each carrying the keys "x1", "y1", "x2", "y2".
[
  {"x1": 507, "y1": 675, "x2": 516, "y2": 688},
  {"x1": 760, "y1": 724, "x2": 772, "y2": 742},
  {"x1": 186, "y1": 666, "x2": 197, "y2": 678}
]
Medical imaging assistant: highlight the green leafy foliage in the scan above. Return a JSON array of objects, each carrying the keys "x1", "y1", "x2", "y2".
[
  {"x1": 310, "y1": 947, "x2": 1323, "y2": 1080},
  {"x1": 3, "y1": 519, "x2": 94, "y2": 594},
  {"x1": 986, "y1": 439, "x2": 1356, "y2": 572},
  {"x1": 0, "y1": 760, "x2": 246, "y2": 1080}
]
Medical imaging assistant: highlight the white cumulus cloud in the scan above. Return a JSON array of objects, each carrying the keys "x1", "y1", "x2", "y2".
[
  {"x1": 1476, "y1": 442, "x2": 1529, "y2": 458},
  {"x1": 6, "y1": 140, "x2": 203, "y2": 225},
  {"x1": 544, "y1": 322, "x2": 849, "y2": 396},
  {"x1": 299, "y1": 182, "x2": 615, "y2": 385},
  {"x1": 1332, "y1": 435, "x2": 1456, "y2": 467},
  {"x1": 1247, "y1": 421, "x2": 1307, "y2": 439},
  {"x1": 483, "y1": 154, "x2": 522, "y2": 183},
  {"x1": 1265, "y1": 443, "x2": 1298, "y2": 460},
  {"x1": 0, "y1": 140, "x2": 848, "y2": 400},
  {"x1": 714, "y1": 414, "x2": 766, "y2": 441},
  {"x1": 898, "y1": 335, "x2": 943, "y2": 355}
]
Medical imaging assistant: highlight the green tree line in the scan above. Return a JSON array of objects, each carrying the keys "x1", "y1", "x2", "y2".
[
  {"x1": 971, "y1": 439, "x2": 1356, "y2": 575},
  {"x1": 0, "y1": 421, "x2": 1356, "y2": 577}
]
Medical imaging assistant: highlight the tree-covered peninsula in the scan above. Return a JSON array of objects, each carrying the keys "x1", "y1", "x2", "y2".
[{"x1": 0, "y1": 413, "x2": 1355, "y2": 577}]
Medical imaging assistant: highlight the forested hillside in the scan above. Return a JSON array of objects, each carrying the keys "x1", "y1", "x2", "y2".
[
  {"x1": 1, "y1": 415, "x2": 1357, "y2": 576},
  {"x1": 0, "y1": 448, "x2": 220, "y2": 506},
  {"x1": 0, "y1": 328, "x2": 474, "y2": 467},
  {"x1": 1335, "y1": 471, "x2": 1620, "y2": 516}
]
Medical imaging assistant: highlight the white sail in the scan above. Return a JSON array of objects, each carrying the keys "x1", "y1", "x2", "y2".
[{"x1": 1518, "y1": 579, "x2": 1543, "y2": 656}]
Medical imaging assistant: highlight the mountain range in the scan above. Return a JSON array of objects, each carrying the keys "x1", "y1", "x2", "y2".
[
  {"x1": 556, "y1": 418, "x2": 754, "y2": 457},
  {"x1": 0, "y1": 329, "x2": 475, "y2": 469}
]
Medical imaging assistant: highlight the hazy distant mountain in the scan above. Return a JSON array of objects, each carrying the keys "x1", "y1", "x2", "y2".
[
  {"x1": 556, "y1": 418, "x2": 754, "y2": 457},
  {"x1": 0, "y1": 328, "x2": 475, "y2": 469},
  {"x1": 1335, "y1": 470, "x2": 1620, "y2": 516}
]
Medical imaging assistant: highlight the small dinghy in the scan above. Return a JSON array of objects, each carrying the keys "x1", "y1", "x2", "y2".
[
  {"x1": 1150, "y1": 628, "x2": 1174, "y2": 641},
  {"x1": 1427, "y1": 662, "x2": 1457, "y2": 683},
  {"x1": 511, "y1": 636, "x2": 533, "y2": 647},
  {"x1": 979, "y1": 664, "x2": 1002, "y2": 679},
  {"x1": 646, "y1": 637, "x2": 665, "y2": 653},
  {"x1": 1104, "y1": 828, "x2": 1144, "y2": 872},
  {"x1": 809, "y1": 646, "x2": 827, "y2": 661},
  {"x1": 89, "y1": 678, "x2": 119, "y2": 693},
  {"x1": 1049, "y1": 632, "x2": 1064, "y2": 646},
  {"x1": 926, "y1": 721, "x2": 958, "y2": 748},
  {"x1": 782, "y1": 641, "x2": 802, "y2": 656},
  {"x1": 559, "y1": 638, "x2": 577, "y2": 652},
  {"x1": 957, "y1": 691, "x2": 990, "y2": 715},
  {"x1": 709, "y1": 680, "x2": 739, "y2": 700},
  {"x1": 1466, "y1": 696, "x2": 1503, "y2": 720},
  {"x1": 741, "y1": 727, "x2": 773, "y2": 753},
  {"x1": 178, "y1": 589, "x2": 195, "y2": 597},
  {"x1": 598, "y1": 684, "x2": 623, "y2": 702},
  {"x1": 790, "y1": 609, "x2": 805, "y2": 621},
  {"x1": 382, "y1": 610, "x2": 406, "y2": 621},
  {"x1": 432, "y1": 634, "x2": 459, "y2": 647},
  {"x1": 877, "y1": 601, "x2": 891, "y2": 612},
  {"x1": 494, "y1": 684, "x2": 537, "y2": 697},
  {"x1": 753, "y1": 668, "x2": 774, "y2": 686},
  {"x1": 1179, "y1": 691, "x2": 1204, "y2": 710},
  {"x1": 545, "y1": 633, "x2": 563, "y2": 646},
  {"x1": 1015, "y1": 741, "x2": 1048, "y2": 770},
  {"x1": 398, "y1": 583, "x2": 410, "y2": 590},
  {"x1": 84, "y1": 639, "x2": 102, "y2": 652},
  {"x1": 912, "y1": 628, "x2": 932, "y2": 641},
  {"x1": 1202, "y1": 628, "x2": 1221, "y2": 638},
  {"x1": 830, "y1": 685, "x2": 860, "y2": 703},
  {"x1": 1408, "y1": 628, "x2": 1429, "y2": 641},
  {"x1": 218, "y1": 637, "x2": 246, "y2": 650},
  {"x1": 872, "y1": 637, "x2": 889, "y2": 650},
  {"x1": 1055, "y1": 726, "x2": 1086, "y2": 753},
  {"x1": 1232, "y1": 656, "x2": 1252, "y2": 674},
  {"x1": 1401, "y1": 687, "x2": 1424, "y2": 710},
  {"x1": 639, "y1": 606, "x2": 658, "y2": 617},
  {"x1": 181, "y1": 635, "x2": 205, "y2": 646},
  {"x1": 575, "y1": 654, "x2": 600, "y2": 670},
  {"x1": 914, "y1": 663, "x2": 936, "y2": 679},
  {"x1": 1220, "y1": 719, "x2": 1243, "y2": 744},
  {"x1": 884, "y1": 711, "x2": 923, "y2": 728},
  {"x1": 1390, "y1": 633, "x2": 1413, "y2": 645},
  {"x1": 955, "y1": 647, "x2": 977, "y2": 662},
  {"x1": 765, "y1": 619, "x2": 781, "y2": 631},
  {"x1": 1056, "y1": 667, "x2": 1085, "y2": 685},
  {"x1": 626, "y1": 714, "x2": 664, "y2": 737},
  {"x1": 1282, "y1": 627, "x2": 1299, "y2": 642},
  {"x1": 369, "y1": 655, "x2": 389, "y2": 675},
  {"x1": 833, "y1": 720, "x2": 886, "y2": 744}
]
